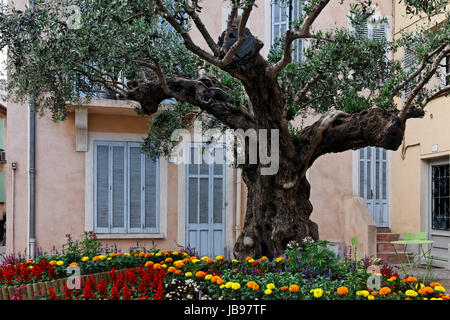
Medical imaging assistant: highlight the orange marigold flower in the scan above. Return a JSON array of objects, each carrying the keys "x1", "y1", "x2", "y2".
[
  {"x1": 404, "y1": 276, "x2": 417, "y2": 283},
  {"x1": 289, "y1": 284, "x2": 300, "y2": 293},
  {"x1": 189, "y1": 256, "x2": 198, "y2": 261},
  {"x1": 174, "y1": 260, "x2": 184, "y2": 269},
  {"x1": 195, "y1": 271, "x2": 206, "y2": 278},
  {"x1": 92, "y1": 256, "x2": 100, "y2": 262},
  {"x1": 109, "y1": 253, "x2": 116, "y2": 258},
  {"x1": 252, "y1": 284, "x2": 260, "y2": 291},
  {"x1": 430, "y1": 282, "x2": 442, "y2": 288},
  {"x1": 153, "y1": 263, "x2": 162, "y2": 270},
  {"x1": 379, "y1": 287, "x2": 391, "y2": 296},
  {"x1": 116, "y1": 252, "x2": 122, "y2": 257},
  {"x1": 145, "y1": 253, "x2": 152, "y2": 258},
  {"x1": 424, "y1": 287, "x2": 434, "y2": 294},
  {"x1": 245, "y1": 256, "x2": 253, "y2": 262},
  {"x1": 260, "y1": 256, "x2": 268, "y2": 261},
  {"x1": 418, "y1": 288, "x2": 426, "y2": 295},
  {"x1": 167, "y1": 266, "x2": 176, "y2": 273},
  {"x1": 165, "y1": 257, "x2": 173, "y2": 263},
  {"x1": 216, "y1": 278, "x2": 224, "y2": 285},
  {"x1": 175, "y1": 270, "x2": 182, "y2": 275},
  {"x1": 280, "y1": 286, "x2": 288, "y2": 291},
  {"x1": 405, "y1": 297, "x2": 413, "y2": 300},
  {"x1": 246, "y1": 281, "x2": 257, "y2": 289},
  {"x1": 337, "y1": 286, "x2": 349, "y2": 296},
  {"x1": 144, "y1": 261, "x2": 154, "y2": 268},
  {"x1": 211, "y1": 276, "x2": 221, "y2": 283},
  {"x1": 371, "y1": 291, "x2": 378, "y2": 296},
  {"x1": 206, "y1": 258, "x2": 214, "y2": 263}
]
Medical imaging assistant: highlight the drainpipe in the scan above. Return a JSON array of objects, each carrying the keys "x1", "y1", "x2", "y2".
[{"x1": 27, "y1": 0, "x2": 36, "y2": 260}]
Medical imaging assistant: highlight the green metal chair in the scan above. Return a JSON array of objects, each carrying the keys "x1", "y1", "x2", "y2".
[{"x1": 390, "y1": 232, "x2": 435, "y2": 283}]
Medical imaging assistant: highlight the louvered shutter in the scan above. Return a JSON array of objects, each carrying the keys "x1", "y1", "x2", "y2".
[
  {"x1": 272, "y1": 1, "x2": 303, "y2": 63},
  {"x1": 144, "y1": 156, "x2": 159, "y2": 232},
  {"x1": 403, "y1": 46, "x2": 418, "y2": 103},
  {"x1": 128, "y1": 143, "x2": 143, "y2": 232},
  {"x1": 111, "y1": 144, "x2": 127, "y2": 232},
  {"x1": 95, "y1": 143, "x2": 111, "y2": 232}
]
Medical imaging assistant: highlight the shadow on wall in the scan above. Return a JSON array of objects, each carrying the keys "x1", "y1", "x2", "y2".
[{"x1": 0, "y1": 211, "x2": 5, "y2": 246}]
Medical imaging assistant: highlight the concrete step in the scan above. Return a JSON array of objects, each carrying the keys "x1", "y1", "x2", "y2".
[
  {"x1": 377, "y1": 242, "x2": 405, "y2": 253},
  {"x1": 377, "y1": 232, "x2": 400, "y2": 242},
  {"x1": 377, "y1": 252, "x2": 415, "y2": 265}
]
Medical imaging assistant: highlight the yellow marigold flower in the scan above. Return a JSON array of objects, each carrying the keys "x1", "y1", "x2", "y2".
[
  {"x1": 266, "y1": 283, "x2": 275, "y2": 290},
  {"x1": 337, "y1": 286, "x2": 349, "y2": 296},
  {"x1": 107, "y1": 257, "x2": 112, "y2": 261},
  {"x1": 247, "y1": 259, "x2": 255, "y2": 263},
  {"x1": 289, "y1": 284, "x2": 300, "y2": 293},
  {"x1": 405, "y1": 290, "x2": 418, "y2": 297},
  {"x1": 201, "y1": 256, "x2": 209, "y2": 261},
  {"x1": 191, "y1": 259, "x2": 200, "y2": 264},
  {"x1": 275, "y1": 256, "x2": 285, "y2": 263},
  {"x1": 434, "y1": 286, "x2": 446, "y2": 293},
  {"x1": 155, "y1": 252, "x2": 162, "y2": 257},
  {"x1": 205, "y1": 274, "x2": 213, "y2": 281},
  {"x1": 357, "y1": 290, "x2": 370, "y2": 297},
  {"x1": 81, "y1": 256, "x2": 89, "y2": 262},
  {"x1": 231, "y1": 259, "x2": 238, "y2": 263},
  {"x1": 368, "y1": 295, "x2": 375, "y2": 300},
  {"x1": 172, "y1": 251, "x2": 179, "y2": 255},
  {"x1": 56, "y1": 261, "x2": 64, "y2": 266},
  {"x1": 220, "y1": 284, "x2": 225, "y2": 289},
  {"x1": 232, "y1": 283, "x2": 241, "y2": 290},
  {"x1": 99, "y1": 255, "x2": 106, "y2": 261},
  {"x1": 245, "y1": 256, "x2": 253, "y2": 262},
  {"x1": 313, "y1": 288, "x2": 323, "y2": 299},
  {"x1": 189, "y1": 256, "x2": 198, "y2": 261},
  {"x1": 225, "y1": 282, "x2": 233, "y2": 289},
  {"x1": 161, "y1": 264, "x2": 167, "y2": 269},
  {"x1": 26, "y1": 259, "x2": 34, "y2": 264},
  {"x1": 264, "y1": 289, "x2": 272, "y2": 295},
  {"x1": 185, "y1": 272, "x2": 193, "y2": 277},
  {"x1": 124, "y1": 253, "x2": 130, "y2": 256},
  {"x1": 415, "y1": 283, "x2": 425, "y2": 290}
]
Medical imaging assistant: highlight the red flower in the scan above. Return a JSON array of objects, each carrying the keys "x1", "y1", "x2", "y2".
[
  {"x1": 97, "y1": 278, "x2": 107, "y2": 298},
  {"x1": 122, "y1": 284, "x2": 132, "y2": 300},
  {"x1": 64, "y1": 285, "x2": 73, "y2": 300},
  {"x1": 48, "y1": 287, "x2": 57, "y2": 300},
  {"x1": 109, "y1": 284, "x2": 120, "y2": 300}
]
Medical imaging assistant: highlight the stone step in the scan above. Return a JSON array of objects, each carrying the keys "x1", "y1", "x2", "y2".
[
  {"x1": 377, "y1": 227, "x2": 391, "y2": 233},
  {"x1": 377, "y1": 252, "x2": 415, "y2": 265},
  {"x1": 377, "y1": 242, "x2": 405, "y2": 253},
  {"x1": 376, "y1": 232, "x2": 400, "y2": 242}
]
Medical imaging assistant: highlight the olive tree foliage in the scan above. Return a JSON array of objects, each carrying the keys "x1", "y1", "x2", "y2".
[{"x1": 0, "y1": 0, "x2": 448, "y2": 159}]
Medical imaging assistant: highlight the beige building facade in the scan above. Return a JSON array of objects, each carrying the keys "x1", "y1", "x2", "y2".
[{"x1": 3, "y1": 0, "x2": 447, "y2": 267}]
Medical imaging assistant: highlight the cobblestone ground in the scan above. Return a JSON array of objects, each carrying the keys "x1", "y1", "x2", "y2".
[{"x1": 393, "y1": 265, "x2": 450, "y2": 289}]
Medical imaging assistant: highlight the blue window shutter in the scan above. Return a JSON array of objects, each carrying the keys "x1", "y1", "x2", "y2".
[
  {"x1": 94, "y1": 142, "x2": 111, "y2": 232},
  {"x1": 128, "y1": 143, "x2": 143, "y2": 232},
  {"x1": 144, "y1": 156, "x2": 159, "y2": 232},
  {"x1": 111, "y1": 143, "x2": 127, "y2": 233}
]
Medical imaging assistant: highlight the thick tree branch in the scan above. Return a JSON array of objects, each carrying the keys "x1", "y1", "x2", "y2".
[
  {"x1": 265, "y1": 0, "x2": 330, "y2": 79},
  {"x1": 187, "y1": 9, "x2": 220, "y2": 56},
  {"x1": 220, "y1": 2, "x2": 254, "y2": 67}
]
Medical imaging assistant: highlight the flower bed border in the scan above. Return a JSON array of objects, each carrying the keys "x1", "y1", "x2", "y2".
[{"x1": 0, "y1": 269, "x2": 128, "y2": 300}]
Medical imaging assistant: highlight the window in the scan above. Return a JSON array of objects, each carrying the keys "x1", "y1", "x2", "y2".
[
  {"x1": 431, "y1": 163, "x2": 450, "y2": 231},
  {"x1": 271, "y1": 0, "x2": 303, "y2": 63},
  {"x1": 94, "y1": 141, "x2": 159, "y2": 234},
  {"x1": 402, "y1": 45, "x2": 419, "y2": 104}
]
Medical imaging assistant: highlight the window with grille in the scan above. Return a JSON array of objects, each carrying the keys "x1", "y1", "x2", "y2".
[
  {"x1": 271, "y1": 0, "x2": 303, "y2": 63},
  {"x1": 94, "y1": 141, "x2": 159, "y2": 234},
  {"x1": 431, "y1": 163, "x2": 450, "y2": 231}
]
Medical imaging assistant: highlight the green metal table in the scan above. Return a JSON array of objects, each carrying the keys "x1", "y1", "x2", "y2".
[{"x1": 390, "y1": 239, "x2": 435, "y2": 283}]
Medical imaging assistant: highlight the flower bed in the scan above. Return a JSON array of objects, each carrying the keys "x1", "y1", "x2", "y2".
[{"x1": 1, "y1": 236, "x2": 449, "y2": 300}]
